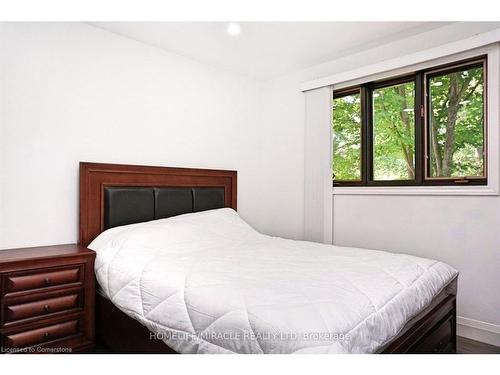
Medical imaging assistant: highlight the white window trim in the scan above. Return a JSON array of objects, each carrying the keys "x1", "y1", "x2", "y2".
[{"x1": 328, "y1": 43, "x2": 500, "y2": 197}]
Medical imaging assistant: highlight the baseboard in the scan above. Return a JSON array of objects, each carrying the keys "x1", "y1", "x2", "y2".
[{"x1": 457, "y1": 316, "x2": 500, "y2": 347}]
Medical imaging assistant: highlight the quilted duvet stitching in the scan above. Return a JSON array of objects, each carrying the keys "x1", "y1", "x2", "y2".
[
  {"x1": 116, "y1": 304, "x2": 234, "y2": 353},
  {"x1": 343, "y1": 261, "x2": 440, "y2": 342},
  {"x1": 104, "y1": 247, "x2": 445, "y2": 354},
  {"x1": 181, "y1": 266, "x2": 197, "y2": 334},
  {"x1": 242, "y1": 297, "x2": 265, "y2": 354},
  {"x1": 92, "y1": 210, "x2": 456, "y2": 354},
  {"x1": 109, "y1": 257, "x2": 447, "y2": 353}
]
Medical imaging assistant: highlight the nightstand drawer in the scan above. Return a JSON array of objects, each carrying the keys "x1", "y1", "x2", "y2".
[
  {"x1": 4, "y1": 292, "x2": 82, "y2": 326},
  {"x1": 3, "y1": 319, "x2": 80, "y2": 349},
  {"x1": 2, "y1": 266, "x2": 82, "y2": 296},
  {"x1": 0, "y1": 244, "x2": 95, "y2": 353}
]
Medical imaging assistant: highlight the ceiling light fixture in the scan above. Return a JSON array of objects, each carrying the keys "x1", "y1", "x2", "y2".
[{"x1": 227, "y1": 22, "x2": 241, "y2": 37}]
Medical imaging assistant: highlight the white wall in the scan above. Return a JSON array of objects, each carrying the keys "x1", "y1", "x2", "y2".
[
  {"x1": 2, "y1": 21, "x2": 499, "y2": 344},
  {"x1": 0, "y1": 22, "x2": 304, "y2": 248},
  {"x1": 334, "y1": 195, "x2": 500, "y2": 344},
  {"x1": 260, "y1": 22, "x2": 500, "y2": 344}
]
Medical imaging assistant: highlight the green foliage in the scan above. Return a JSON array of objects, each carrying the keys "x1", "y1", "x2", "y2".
[
  {"x1": 332, "y1": 65, "x2": 485, "y2": 182},
  {"x1": 332, "y1": 94, "x2": 361, "y2": 180},
  {"x1": 373, "y1": 82, "x2": 415, "y2": 180},
  {"x1": 429, "y1": 66, "x2": 484, "y2": 177}
]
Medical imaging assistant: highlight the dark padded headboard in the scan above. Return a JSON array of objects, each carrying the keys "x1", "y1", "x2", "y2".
[
  {"x1": 79, "y1": 162, "x2": 237, "y2": 246},
  {"x1": 103, "y1": 186, "x2": 224, "y2": 229}
]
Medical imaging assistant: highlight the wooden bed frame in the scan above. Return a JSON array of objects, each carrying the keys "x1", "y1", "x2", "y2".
[{"x1": 79, "y1": 162, "x2": 457, "y2": 354}]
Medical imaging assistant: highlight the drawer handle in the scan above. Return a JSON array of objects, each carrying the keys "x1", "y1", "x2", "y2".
[
  {"x1": 44, "y1": 277, "x2": 51, "y2": 285},
  {"x1": 42, "y1": 304, "x2": 50, "y2": 313},
  {"x1": 42, "y1": 332, "x2": 51, "y2": 340}
]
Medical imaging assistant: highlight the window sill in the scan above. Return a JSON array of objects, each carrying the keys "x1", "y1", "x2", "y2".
[{"x1": 332, "y1": 185, "x2": 499, "y2": 196}]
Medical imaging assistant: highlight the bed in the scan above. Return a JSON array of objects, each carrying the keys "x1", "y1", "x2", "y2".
[{"x1": 79, "y1": 162, "x2": 458, "y2": 354}]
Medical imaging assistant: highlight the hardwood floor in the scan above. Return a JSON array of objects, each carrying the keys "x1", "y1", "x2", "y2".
[
  {"x1": 94, "y1": 336, "x2": 500, "y2": 354},
  {"x1": 457, "y1": 336, "x2": 500, "y2": 354}
]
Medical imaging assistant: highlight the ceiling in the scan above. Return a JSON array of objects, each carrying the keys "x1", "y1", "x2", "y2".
[{"x1": 90, "y1": 22, "x2": 452, "y2": 80}]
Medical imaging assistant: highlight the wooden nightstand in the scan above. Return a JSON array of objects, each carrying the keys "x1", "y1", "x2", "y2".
[{"x1": 0, "y1": 244, "x2": 95, "y2": 353}]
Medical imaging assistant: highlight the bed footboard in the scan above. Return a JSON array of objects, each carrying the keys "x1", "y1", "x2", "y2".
[
  {"x1": 380, "y1": 276, "x2": 457, "y2": 353},
  {"x1": 96, "y1": 277, "x2": 457, "y2": 354}
]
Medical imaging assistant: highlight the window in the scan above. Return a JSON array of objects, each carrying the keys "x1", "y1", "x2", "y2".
[
  {"x1": 332, "y1": 90, "x2": 362, "y2": 181},
  {"x1": 426, "y1": 62, "x2": 486, "y2": 181},
  {"x1": 372, "y1": 80, "x2": 415, "y2": 181},
  {"x1": 332, "y1": 57, "x2": 487, "y2": 187}
]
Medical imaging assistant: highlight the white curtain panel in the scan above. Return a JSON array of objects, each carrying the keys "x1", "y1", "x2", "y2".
[{"x1": 303, "y1": 87, "x2": 333, "y2": 244}]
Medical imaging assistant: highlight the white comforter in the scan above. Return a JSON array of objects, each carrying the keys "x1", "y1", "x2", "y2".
[{"x1": 89, "y1": 208, "x2": 457, "y2": 354}]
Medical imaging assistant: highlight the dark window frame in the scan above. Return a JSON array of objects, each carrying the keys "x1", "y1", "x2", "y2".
[
  {"x1": 332, "y1": 87, "x2": 364, "y2": 184},
  {"x1": 332, "y1": 56, "x2": 487, "y2": 187},
  {"x1": 423, "y1": 58, "x2": 487, "y2": 185}
]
